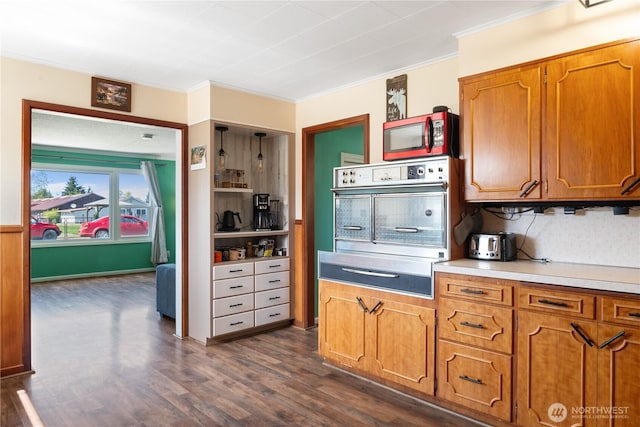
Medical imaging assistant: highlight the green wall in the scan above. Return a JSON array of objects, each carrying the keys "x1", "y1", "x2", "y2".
[
  {"x1": 314, "y1": 126, "x2": 364, "y2": 315},
  {"x1": 31, "y1": 149, "x2": 176, "y2": 279}
]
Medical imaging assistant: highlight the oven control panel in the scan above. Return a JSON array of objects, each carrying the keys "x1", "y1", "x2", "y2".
[{"x1": 334, "y1": 157, "x2": 449, "y2": 188}]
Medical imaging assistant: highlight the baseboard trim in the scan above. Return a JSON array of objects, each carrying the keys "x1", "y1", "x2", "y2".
[{"x1": 30, "y1": 268, "x2": 156, "y2": 283}]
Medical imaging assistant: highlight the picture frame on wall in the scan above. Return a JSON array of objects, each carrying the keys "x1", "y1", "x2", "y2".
[
  {"x1": 91, "y1": 77, "x2": 132, "y2": 112},
  {"x1": 386, "y1": 74, "x2": 407, "y2": 121},
  {"x1": 190, "y1": 145, "x2": 207, "y2": 171}
]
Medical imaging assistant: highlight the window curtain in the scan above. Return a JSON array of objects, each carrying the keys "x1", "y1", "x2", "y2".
[{"x1": 141, "y1": 161, "x2": 168, "y2": 265}]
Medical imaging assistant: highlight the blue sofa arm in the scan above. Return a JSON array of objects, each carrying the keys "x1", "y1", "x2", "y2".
[{"x1": 156, "y1": 263, "x2": 176, "y2": 319}]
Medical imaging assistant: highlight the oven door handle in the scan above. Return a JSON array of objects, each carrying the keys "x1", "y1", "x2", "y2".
[
  {"x1": 394, "y1": 227, "x2": 419, "y2": 233},
  {"x1": 341, "y1": 268, "x2": 400, "y2": 278}
]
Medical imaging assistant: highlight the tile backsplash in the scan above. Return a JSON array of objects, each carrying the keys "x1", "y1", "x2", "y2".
[{"x1": 479, "y1": 207, "x2": 640, "y2": 269}]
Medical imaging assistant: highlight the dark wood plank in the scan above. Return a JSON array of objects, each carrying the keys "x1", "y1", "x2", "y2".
[{"x1": 1, "y1": 273, "x2": 484, "y2": 426}]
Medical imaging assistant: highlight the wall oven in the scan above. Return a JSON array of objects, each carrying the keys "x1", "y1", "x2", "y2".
[{"x1": 318, "y1": 157, "x2": 459, "y2": 299}]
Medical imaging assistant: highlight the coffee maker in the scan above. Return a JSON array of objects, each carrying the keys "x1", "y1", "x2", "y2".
[{"x1": 253, "y1": 193, "x2": 272, "y2": 231}]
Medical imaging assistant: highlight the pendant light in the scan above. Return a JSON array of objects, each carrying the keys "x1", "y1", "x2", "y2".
[
  {"x1": 255, "y1": 132, "x2": 266, "y2": 173},
  {"x1": 216, "y1": 125, "x2": 228, "y2": 169}
]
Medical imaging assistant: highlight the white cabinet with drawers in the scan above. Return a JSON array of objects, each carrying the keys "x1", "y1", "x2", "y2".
[{"x1": 211, "y1": 257, "x2": 291, "y2": 339}]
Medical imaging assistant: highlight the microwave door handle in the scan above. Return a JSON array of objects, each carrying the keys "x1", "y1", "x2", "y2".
[{"x1": 427, "y1": 116, "x2": 434, "y2": 152}]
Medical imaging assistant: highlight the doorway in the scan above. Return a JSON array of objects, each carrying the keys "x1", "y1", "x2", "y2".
[
  {"x1": 22, "y1": 100, "x2": 189, "y2": 359},
  {"x1": 301, "y1": 114, "x2": 369, "y2": 327}
]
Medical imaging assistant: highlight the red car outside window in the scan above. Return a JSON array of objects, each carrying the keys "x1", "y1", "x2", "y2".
[
  {"x1": 79, "y1": 215, "x2": 149, "y2": 238},
  {"x1": 30, "y1": 216, "x2": 61, "y2": 240}
]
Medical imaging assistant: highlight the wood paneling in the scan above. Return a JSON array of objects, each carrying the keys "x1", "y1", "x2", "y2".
[
  {"x1": 0, "y1": 228, "x2": 29, "y2": 377},
  {"x1": 293, "y1": 220, "x2": 305, "y2": 327}
]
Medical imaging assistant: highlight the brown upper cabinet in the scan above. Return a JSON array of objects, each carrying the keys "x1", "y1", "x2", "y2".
[{"x1": 460, "y1": 38, "x2": 640, "y2": 202}]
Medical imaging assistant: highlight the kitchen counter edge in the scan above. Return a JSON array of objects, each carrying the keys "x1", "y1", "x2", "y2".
[{"x1": 433, "y1": 259, "x2": 640, "y2": 295}]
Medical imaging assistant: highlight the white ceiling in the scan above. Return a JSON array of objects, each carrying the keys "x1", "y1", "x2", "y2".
[
  {"x1": 7, "y1": 1, "x2": 568, "y2": 160},
  {"x1": 1, "y1": 1, "x2": 567, "y2": 102},
  {"x1": 31, "y1": 110, "x2": 181, "y2": 160}
]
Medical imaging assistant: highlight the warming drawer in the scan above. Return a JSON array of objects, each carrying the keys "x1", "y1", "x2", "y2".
[{"x1": 318, "y1": 251, "x2": 433, "y2": 298}]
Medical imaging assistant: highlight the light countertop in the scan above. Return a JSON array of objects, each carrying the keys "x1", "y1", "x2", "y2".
[{"x1": 433, "y1": 259, "x2": 640, "y2": 294}]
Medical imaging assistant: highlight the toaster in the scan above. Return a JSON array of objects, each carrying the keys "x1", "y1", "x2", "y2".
[{"x1": 468, "y1": 232, "x2": 517, "y2": 261}]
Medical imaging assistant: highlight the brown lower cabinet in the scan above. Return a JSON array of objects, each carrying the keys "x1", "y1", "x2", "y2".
[
  {"x1": 318, "y1": 279, "x2": 436, "y2": 395},
  {"x1": 518, "y1": 285, "x2": 640, "y2": 427},
  {"x1": 319, "y1": 274, "x2": 640, "y2": 427}
]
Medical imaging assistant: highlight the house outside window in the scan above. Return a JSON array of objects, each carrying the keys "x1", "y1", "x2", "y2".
[{"x1": 31, "y1": 165, "x2": 152, "y2": 243}]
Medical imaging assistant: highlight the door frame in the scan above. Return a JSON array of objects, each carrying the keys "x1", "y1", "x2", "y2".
[
  {"x1": 21, "y1": 100, "x2": 190, "y2": 351},
  {"x1": 301, "y1": 114, "x2": 369, "y2": 327}
]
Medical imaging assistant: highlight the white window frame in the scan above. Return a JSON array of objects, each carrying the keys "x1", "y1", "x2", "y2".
[{"x1": 31, "y1": 162, "x2": 153, "y2": 246}]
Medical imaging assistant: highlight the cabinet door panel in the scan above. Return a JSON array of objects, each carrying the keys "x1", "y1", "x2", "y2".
[
  {"x1": 438, "y1": 340, "x2": 512, "y2": 422},
  {"x1": 461, "y1": 66, "x2": 542, "y2": 201},
  {"x1": 517, "y1": 311, "x2": 598, "y2": 427},
  {"x1": 546, "y1": 40, "x2": 640, "y2": 199},
  {"x1": 369, "y1": 300, "x2": 435, "y2": 395},
  {"x1": 597, "y1": 325, "x2": 640, "y2": 427},
  {"x1": 318, "y1": 281, "x2": 367, "y2": 369}
]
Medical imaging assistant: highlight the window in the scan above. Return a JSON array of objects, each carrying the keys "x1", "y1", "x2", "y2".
[{"x1": 31, "y1": 164, "x2": 152, "y2": 243}]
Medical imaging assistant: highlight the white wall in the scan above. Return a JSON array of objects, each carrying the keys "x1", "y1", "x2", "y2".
[{"x1": 0, "y1": 57, "x2": 187, "y2": 225}]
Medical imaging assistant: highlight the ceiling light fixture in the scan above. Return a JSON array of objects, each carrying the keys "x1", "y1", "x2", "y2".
[
  {"x1": 215, "y1": 125, "x2": 228, "y2": 169},
  {"x1": 578, "y1": 0, "x2": 612, "y2": 8},
  {"x1": 255, "y1": 132, "x2": 266, "y2": 173}
]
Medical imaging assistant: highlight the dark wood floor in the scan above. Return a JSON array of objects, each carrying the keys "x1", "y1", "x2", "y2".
[{"x1": 1, "y1": 273, "x2": 485, "y2": 426}]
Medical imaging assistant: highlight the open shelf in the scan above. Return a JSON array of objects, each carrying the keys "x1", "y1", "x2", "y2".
[
  {"x1": 214, "y1": 229, "x2": 289, "y2": 239},
  {"x1": 213, "y1": 187, "x2": 253, "y2": 193}
]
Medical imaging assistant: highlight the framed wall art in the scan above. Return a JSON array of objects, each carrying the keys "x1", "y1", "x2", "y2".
[
  {"x1": 91, "y1": 77, "x2": 132, "y2": 112},
  {"x1": 386, "y1": 74, "x2": 407, "y2": 121}
]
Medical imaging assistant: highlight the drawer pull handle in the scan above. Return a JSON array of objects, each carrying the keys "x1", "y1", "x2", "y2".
[
  {"x1": 460, "y1": 288, "x2": 485, "y2": 295},
  {"x1": 342, "y1": 267, "x2": 399, "y2": 278},
  {"x1": 269, "y1": 313, "x2": 281, "y2": 317},
  {"x1": 269, "y1": 279, "x2": 281, "y2": 283},
  {"x1": 269, "y1": 296, "x2": 281, "y2": 301},
  {"x1": 229, "y1": 269, "x2": 244, "y2": 273},
  {"x1": 369, "y1": 301, "x2": 383, "y2": 315},
  {"x1": 230, "y1": 321, "x2": 244, "y2": 326},
  {"x1": 598, "y1": 331, "x2": 625, "y2": 349},
  {"x1": 460, "y1": 321, "x2": 484, "y2": 329},
  {"x1": 269, "y1": 264, "x2": 282, "y2": 268},
  {"x1": 629, "y1": 312, "x2": 640, "y2": 318},
  {"x1": 342, "y1": 226, "x2": 363, "y2": 230},
  {"x1": 356, "y1": 297, "x2": 369, "y2": 313},
  {"x1": 229, "y1": 303, "x2": 244, "y2": 308},
  {"x1": 459, "y1": 375, "x2": 483, "y2": 385},
  {"x1": 570, "y1": 322, "x2": 594, "y2": 347},
  {"x1": 229, "y1": 285, "x2": 243, "y2": 289},
  {"x1": 538, "y1": 299, "x2": 569, "y2": 308}
]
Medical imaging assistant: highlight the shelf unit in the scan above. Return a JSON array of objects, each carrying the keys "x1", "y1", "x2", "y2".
[{"x1": 189, "y1": 121, "x2": 294, "y2": 345}]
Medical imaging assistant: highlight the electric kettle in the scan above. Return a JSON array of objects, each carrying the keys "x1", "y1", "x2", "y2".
[{"x1": 219, "y1": 210, "x2": 241, "y2": 231}]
